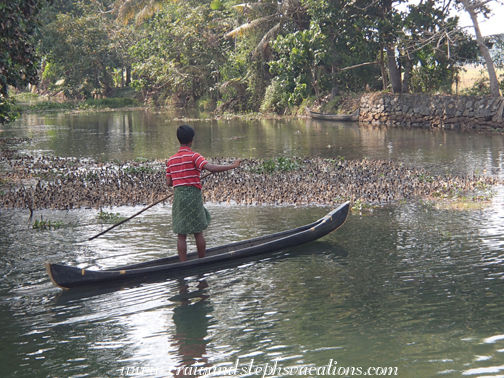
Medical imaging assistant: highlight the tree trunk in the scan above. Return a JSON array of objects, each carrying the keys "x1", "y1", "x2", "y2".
[
  {"x1": 380, "y1": 47, "x2": 388, "y2": 91},
  {"x1": 459, "y1": 0, "x2": 501, "y2": 97},
  {"x1": 125, "y1": 66, "x2": 131, "y2": 86},
  {"x1": 386, "y1": 43, "x2": 402, "y2": 93},
  {"x1": 402, "y1": 57, "x2": 412, "y2": 94},
  {"x1": 331, "y1": 64, "x2": 339, "y2": 97},
  {"x1": 311, "y1": 66, "x2": 321, "y2": 104}
]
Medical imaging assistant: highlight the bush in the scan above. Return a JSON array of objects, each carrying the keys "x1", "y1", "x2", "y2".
[{"x1": 260, "y1": 79, "x2": 288, "y2": 114}]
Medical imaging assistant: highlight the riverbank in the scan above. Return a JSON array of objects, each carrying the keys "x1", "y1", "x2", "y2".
[
  {"x1": 10, "y1": 91, "x2": 356, "y2": 120},
  {"x1": 0, "y1": 144, "x2": 499, "y2": 211}
]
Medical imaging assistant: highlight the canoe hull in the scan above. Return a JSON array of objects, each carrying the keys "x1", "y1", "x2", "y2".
[{"x1": 46, "y1": 202, "x2": 349, "y2": 289}]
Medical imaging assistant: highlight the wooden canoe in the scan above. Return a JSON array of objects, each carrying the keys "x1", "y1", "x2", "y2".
[
  {"x1": 46, "y1": 202, "x2": 349, "y2": 289},
  {"x1": 305, "y1": 107, "x2": 360, "y2": 122}
]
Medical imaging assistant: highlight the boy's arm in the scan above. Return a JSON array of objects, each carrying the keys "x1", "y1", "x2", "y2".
[
  {"x1": 166, "y1": 175, "x2": 173, "y2": 187},
  {"x1": 203, "y1": 159, "x2": 241, "y2": 173}
]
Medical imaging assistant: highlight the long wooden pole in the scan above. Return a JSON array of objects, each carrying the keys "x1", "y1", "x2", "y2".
[{"x1": 88, "y1": 172, "x2": 214, "y2": 241}]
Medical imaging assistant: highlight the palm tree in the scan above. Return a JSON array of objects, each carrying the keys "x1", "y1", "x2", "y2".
[
  {"x1": 114, "y1": 0, "x2": 163, "y2": 25},
  {"x1": 225, "y1": 0, "x2": 308, "y2": 58},
  {"x1": 458, "y1": 0, "x2": 501, "y2": 97}
]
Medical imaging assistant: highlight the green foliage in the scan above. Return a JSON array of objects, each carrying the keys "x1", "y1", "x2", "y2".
[
  {"x1": 33, "y1": 218, "x2": 63, "y2": 230},
  {"x1": 43, "y1": 16, "x2": 115, "y2": 97},
  {"x1": 5, "y1": 0, "x2": 497, "y2": 116},
  {"x1": 249, "y1": 157, "x2": 304, "y2": 174},
  {"x1": 260, "y1": 79, "x2": 287, "y2": 113},
  {"x1": 459, "y1": 72, "x2": 497, "y2": 96},
  {"x1": 97, "y1": 211, "x2": 126, "y2": 223},
  {"x1": 405, "y1": 7, "x2": 478, "y2": 94},
  {"x1": 351, "y1": 199, "x2": 375, "y2": 213},
  {"x1": 13, "y1": 95, "x2": 138, "y2": 112},
  {"x1": 210, "y1": 0, "x2": 222, "y2": 10},
  {"x1": 266, "y1": 23, "x2": 326, "y2": 111},
  {"x1": 83, "y1": 98, "x2": 138, "y2": 108},
  {"x1": 19, "y1": 101, "x2": 75, "y2": 112},
  {"x1": 39, "y1": 1, "x2": 129, "y2": 99},
  {"x1": 417, "y1": 173, "x2": 434, "y2": 183},
  {"x1": 129, "y1": 2, "x2": 233, "y2": 106},
  {"x1": 0, "y1": 98, "x2": 20, "y2": 124},
  {"x1": 0, "y1": 0, "x2": 49, "y2": 123},
  {"x1": 302, "y1": 0, "x2": 382, "y2": 93}
]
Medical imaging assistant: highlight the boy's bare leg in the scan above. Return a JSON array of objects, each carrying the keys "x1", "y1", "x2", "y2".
[
  {"x1": 194, "y1": 232, "x2": 206, "y2": 258},
  {"x1": 177, "y1": 234, "x2": 187, "y2": 261}
]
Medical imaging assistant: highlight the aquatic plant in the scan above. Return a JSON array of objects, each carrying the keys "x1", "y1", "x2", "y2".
[
  {"x1": 326, "y1": 156, "x2": 346, "y2": 165},
  {"x1": 97, "y1": 211, "x2": 127, "y2": 223},
  {"x1": 417, "y1": 174, "x2": 434, "y2": 182},
  {"x1": 32, "y1": 218, "x2": 63, "y2": 230},
  {"x1": 351, "y1": 199, "x2": 376, "y2": 213},
  {"x1": 122, "y1": 166, "x2": 154, "y2": 174},
  {"x1": 249, "y1": 157, "x2": 303, "y2": 174},
  {"x1": 85, "y1": 172, "x2": 99, "y2": 181}
]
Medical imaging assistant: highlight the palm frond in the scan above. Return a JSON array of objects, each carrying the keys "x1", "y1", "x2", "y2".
[
  {"x1": 135, "y1": 0, "x2": 162, "y2": 25},
  {"x1": 225, "y1": 14, "x2": 279, "y2": 38},
  {"x1": 252, "y1": 21, "x2": 282, "y2": 58},
  {"x1": 232, "y1": 2, "x2": 266, "y2": 14},
  {"x1": 114, "y1": 0, "x2": 162, "y2": 25},
  {"x1": 115, "y1": 0, "x2": 140, "y2": 24}
]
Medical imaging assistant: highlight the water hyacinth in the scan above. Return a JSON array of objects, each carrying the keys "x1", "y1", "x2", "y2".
[{"x1": 0, "y1": 154, "x2": 499, "y2": 210}]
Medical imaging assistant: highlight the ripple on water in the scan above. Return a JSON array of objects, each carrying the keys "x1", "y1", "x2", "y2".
[{"x1": 5, "y1": 201, "x2": 504, "y2": 377}]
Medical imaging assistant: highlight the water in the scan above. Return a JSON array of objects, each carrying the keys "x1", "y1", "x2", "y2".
[
  {"x1": 5, "y1": 109, "x2": 504, "y2": 175},
  {"x1": 2, "y1": 109, "x2": 504, "y2": 377}
]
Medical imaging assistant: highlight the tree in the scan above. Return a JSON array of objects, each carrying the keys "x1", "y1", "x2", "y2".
[
  {"x1": 113, "y1": 0, "x2": 162, "y2": 25},
  {"x1": 40, "y1": 12, "x2": 122, "y2": 98},
  {"x1": 343, "y1": 0, "x2": 476, "y2": 94},
  {"x1": 129, "y1": 1, "x2": 233, "y2": 105},
  {"x1": 225, "y1": 0, "x2": 309, "y2": 59},
  {"x1": 302, "y1": 0, "x2": 384, "y2": 95},
  {"x1": 0, "y1": 0, "x2": 50, "y2": 123},
  {"x1": 457, "y1": 0, "x2": 501, "y2": 97},
  {"x1": 396, "y1": 1, "x2": 478, "y2": 94},
  {"x1": 221, "y1": 0, "x2": 311, "y2": 111},
  {"x1": 266, "y1": 23, "x2": 326, "y2": 110}
]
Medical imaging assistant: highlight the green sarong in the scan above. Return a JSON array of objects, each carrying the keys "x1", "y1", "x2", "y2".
[{"x1": 172, "y1": 186, "x2": 211, "y2": 235}]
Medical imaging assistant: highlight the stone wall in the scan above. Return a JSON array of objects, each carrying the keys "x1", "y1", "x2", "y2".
[{"x1": 359, "y1": 93, "x2": 504, "y2": 130}]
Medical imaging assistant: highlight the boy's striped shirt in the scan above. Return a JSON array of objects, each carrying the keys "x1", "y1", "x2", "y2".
[{"x1": 166, "y1": 147, "x2": 208, "y2": 189}]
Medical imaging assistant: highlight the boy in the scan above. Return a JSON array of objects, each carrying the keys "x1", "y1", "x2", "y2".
[{"x1": 166, "y1": 125, "x2": 241, "y2": 262}]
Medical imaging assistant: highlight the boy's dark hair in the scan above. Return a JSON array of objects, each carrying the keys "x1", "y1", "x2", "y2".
[{"x1": 177, "y1": 125, "x2": 195, "y2": 144}]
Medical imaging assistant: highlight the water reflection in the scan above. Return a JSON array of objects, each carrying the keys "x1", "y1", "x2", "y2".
[
  {"x1": 5, "y1": 110, "x2": 504, "y2": 377},
  {"x1": 171, "y1": 278, "x2": 212, "y2": 377},
  {"x1": 2, "y1": 203, "x2": 504, "y2": 377},
  {"x1": 3, "y1": 110, "x2": 504, "y2": 176}
]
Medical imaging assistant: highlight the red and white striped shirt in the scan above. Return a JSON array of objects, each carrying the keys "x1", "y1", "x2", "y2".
[{"x1": 166, "y1": 147, "x2": 208, "y2": 189}]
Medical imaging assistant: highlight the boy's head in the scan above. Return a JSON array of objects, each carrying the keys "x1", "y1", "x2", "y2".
[{"x1": 177, "y1": 125, "x2": 195, "y2": 145}]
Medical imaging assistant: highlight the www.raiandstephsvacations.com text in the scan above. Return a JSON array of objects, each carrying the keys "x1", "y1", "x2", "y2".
[{"x1": 118, "y1": 359, "x2": 399, "y2": 377}]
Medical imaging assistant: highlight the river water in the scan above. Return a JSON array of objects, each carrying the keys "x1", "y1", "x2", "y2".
[{"x1": 2, "y1": 109, "x2": 504, "y2": 378}]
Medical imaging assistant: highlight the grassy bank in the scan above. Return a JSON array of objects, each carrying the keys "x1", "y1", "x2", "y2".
[
  {"x1": 13, "y1": 96, "x2": 141, "y2": 113},
  {"x1": 11, "y1": 89, "x2": 142, "y2": 114}
]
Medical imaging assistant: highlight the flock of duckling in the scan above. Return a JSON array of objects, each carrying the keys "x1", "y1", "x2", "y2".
[{"x1": 0, "y1": 151, "x2": 499, "y2": 211}]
